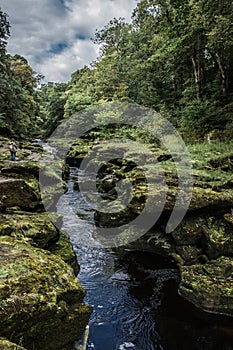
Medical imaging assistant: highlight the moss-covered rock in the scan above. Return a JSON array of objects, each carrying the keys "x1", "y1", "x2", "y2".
[
  {"x1": 48, "y1": 231, "x2": 80, "y2": 275},
  {"x1": 179, "y1": 256, "x2": 233, "y2": 316},
  {"x1": 0, "y1": 139, "x2": 91, "y2": 348},
  {"x1": 0, "y1": 212, "x2": 60, "y2": 249},
  {"x1": 65, "y1": 141, "x2": 92, "y2": 167},
  {"x1": 175, "y1": 245, "x2": 203, "y2": 265},
  {"x1": 39, "y1": 162, "x2": 68, "y2": 212},
  {"x1": 0, "y1": 138, "x2": 45, "y2": 163},
  {"x1": 63, "y1": 137, "x2": 233, "y2": 318},
  {"x1": 189, "y1": 187, "x2": 233, "y2": 212},
  {"x1": 224, "y1": 213, "x2": 233, "y2": 226},
  {"x1": 62, "y1": 163, "x2": 70, "y2": 181},
  {"x1": 0, "y1": 161, "x2": 41, "y2": 178},
  {"x1": 202, "y1": 216, "x2": 233, "y2": 259},
  {"x1": 0, "y1": 338, "x2": 27, "y2": 350},
  {"x1": 0, "y1": 211, "x2": 79, "y2": 275},
  {"x1": 171, "y1": 218, "x2": 204, "y2": 245},
  {"x1": 0, "y1": 178, "x2": 41, "y2": 211},
  {"x1": 20, "y1": 141, "x2": 44, "y2": 153},
  {"x1": 0, "y1": 236, "x2": 92, "y2": 350}
]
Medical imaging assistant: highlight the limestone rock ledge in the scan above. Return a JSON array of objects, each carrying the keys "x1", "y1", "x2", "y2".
[
  {"x1": 0, "y1": 143, "x2": 91, "y2": 350},
  {"x1": 0, "y1": 236, "x2": 91, "y2": 350},
  {"x1": 81, "y1": 140, "x2": 233, "y2": 318},
  {"x1": 179, "y1": 256, "x2": 233, "y2": 317}
]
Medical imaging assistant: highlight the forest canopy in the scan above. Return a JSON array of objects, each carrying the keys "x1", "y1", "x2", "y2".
[{"x1": 0, "y1": 0, "x2": 232, "y2": 141}]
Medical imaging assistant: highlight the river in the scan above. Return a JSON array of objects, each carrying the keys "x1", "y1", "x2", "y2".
[{"x1": 54, "y1": 166, "x2": 233, "y2": 350}]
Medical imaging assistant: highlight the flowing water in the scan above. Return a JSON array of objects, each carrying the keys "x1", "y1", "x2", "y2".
[{"x1": 54, "y1": 167, "x2": 233, "y2": 350}]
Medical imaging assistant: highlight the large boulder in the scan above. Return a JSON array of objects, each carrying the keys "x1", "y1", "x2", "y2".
[
  {"x1": 0, "y1": 236, "x2": 92, "y2": 350},
  {"x1": 0, "y1": 212, "x2": 79, "y2": 275},
  {"x1": 0, "y1": 212, "x2": 60, "y2": 249},
  {"x1": 179, "y1": 256, "x2": 233, "y2": 317},
  {"x1": 0, "y1": 178, "x2": 41, "y2": 211}
]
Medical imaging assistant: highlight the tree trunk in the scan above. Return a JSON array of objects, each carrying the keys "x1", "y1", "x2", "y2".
[
  {"x1": 192, "y1": 55, "x2": 204, "y2": 98},
  {"x1": 191, "y1": 33, "x2": 205, "y2": 98},
  {"x1": 215, "y1": 53, "x2": 227, "y2": 94}
]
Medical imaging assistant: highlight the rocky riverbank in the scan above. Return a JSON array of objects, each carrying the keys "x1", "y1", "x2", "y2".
[
  {"x1": 0, "y1": 137, "x2": 92, "y2": 350},
  {"x1": 66, "y1": 138, "x2": 233, "y2": 318}
]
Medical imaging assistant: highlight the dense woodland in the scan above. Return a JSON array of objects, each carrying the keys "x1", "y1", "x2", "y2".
[{"x1": 0, "y1": 0, "x2": 232, "y2": 141}]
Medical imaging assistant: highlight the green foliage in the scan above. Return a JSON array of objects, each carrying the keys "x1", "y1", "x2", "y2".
[
  {"x1": 36, "y1": 82, "x2": 67, "y2": 137},
  {"x1": 180, "y1": 98, "x2": 220, "y2": 140},
  {"x1": 0, "y1": 10, "x2": 42, "y2": 137},
  {"x1": 0, "y1": 8, "x2": 10, "y2": 55},
  {"x1": 64, "y1": 67, "x2": 95, "y2": 116},
  {"x1": 0, "y1": 56, "x2": 40, "y2": 136},
  {"x1": 1, "y1": 2, "x2": 232, "y2": 141}
]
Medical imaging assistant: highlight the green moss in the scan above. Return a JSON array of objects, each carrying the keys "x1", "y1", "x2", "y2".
[
  {"x1": 170, "y1": 253, "x2": 184, "y2": 266},
  {"x1": 0, "y1": 236, "x2": 92, "y2": 350},
  {"x1": 175, "y1": 245, "x2": 203, "y2": 265},
  {"x1": 224, "y1": 213, "x2": 233, "y2": 226},
  {"x1": 0, "y1": 212, "x2": 60, "y2": 249},
  {"x1": 171, "y1": 218, "x2": 204, "y2": 245},
  {"x1": 202, "y1": 215, "x2": 233, "y2": 259},
  {"x1": 0, "y1": 178, "x2": 41, "y2": 211},
  {"x1": 190, "y1": 187, "x2": 233, "y2": 211},
  {"x1": 49, "y1": 231, "x2": 80, "y2": 275},
  {"x1": 0, "y1": 161, "x2": 41, "y2": 178},
  {"x1": 0, "y1": 338, "x2": 27, "y2": 349},
  {"x1": 179, "y1": 256, "x2": 233, "y2": 316}
]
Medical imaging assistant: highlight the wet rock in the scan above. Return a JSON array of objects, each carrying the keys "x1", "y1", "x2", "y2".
[
  {"x1": 62, "y1": 163, "x2": 70, "y2": 180},
  {"x1": 224, "y1": 213, "x2": 233, "y2": 226},
  {"x1": 64, "y1": 137, "x2": 233, "y2": 318},
  {"x1": 65, "y1": 141, "x2": 91, "y2": 167},
  {"x1": 0, "y1": 236, "x2": 92, "y2": 350},
  {"x1": 39, "y1": 162, "x2": 68, "y2": 211},
  {"x1": 73, "y1": 180, "x2": 79, "y2": 191},
  {"x1": 48, "y1": 231, "x2": 80, "y2": 275},
  {"x1": 98, "y1": 174, "x2": 116, "y2": 192}
]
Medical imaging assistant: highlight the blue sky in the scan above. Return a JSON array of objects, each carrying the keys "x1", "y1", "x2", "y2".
[{"x1": 1, "y1": 0, "x2": 137, "y2": 82}]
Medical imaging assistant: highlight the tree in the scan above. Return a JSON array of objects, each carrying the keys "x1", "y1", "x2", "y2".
[
  {"x1": 34, "y1": 0, "x2": 233, "y2": 141},
  {"x1": 0, "y1": 8, "x2": 10, "y2": 55},
  {"x1": 37, "y1": 82, "x2": 67, "y2": 137},
  {"x1": 64, "y1": 67, "x2": 96, "y2": 116},
  {"x1": 0, "y1": 10, "x2": 42, "y2": 136}
]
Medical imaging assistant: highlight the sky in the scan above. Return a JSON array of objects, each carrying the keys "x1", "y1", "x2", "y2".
[{"x1": 1, "y1": 0, "x2": 137, "y2": 82}]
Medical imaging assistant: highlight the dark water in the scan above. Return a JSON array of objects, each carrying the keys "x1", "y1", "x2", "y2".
[{"x1": 56, "y1": 167, "x2": 233, "y2": 350}]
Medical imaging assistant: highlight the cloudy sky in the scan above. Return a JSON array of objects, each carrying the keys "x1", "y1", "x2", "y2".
[{"x1": 1, "y1": 0, "x2": 137, "y2": 82}]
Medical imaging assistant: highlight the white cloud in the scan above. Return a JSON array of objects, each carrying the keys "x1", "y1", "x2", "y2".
[
  {"x1": 39, "y1": 39, "x2": 99, "y2": 82},
  {"x1": 1, "y1": 0, "x2": 137, "y2": 82}
]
